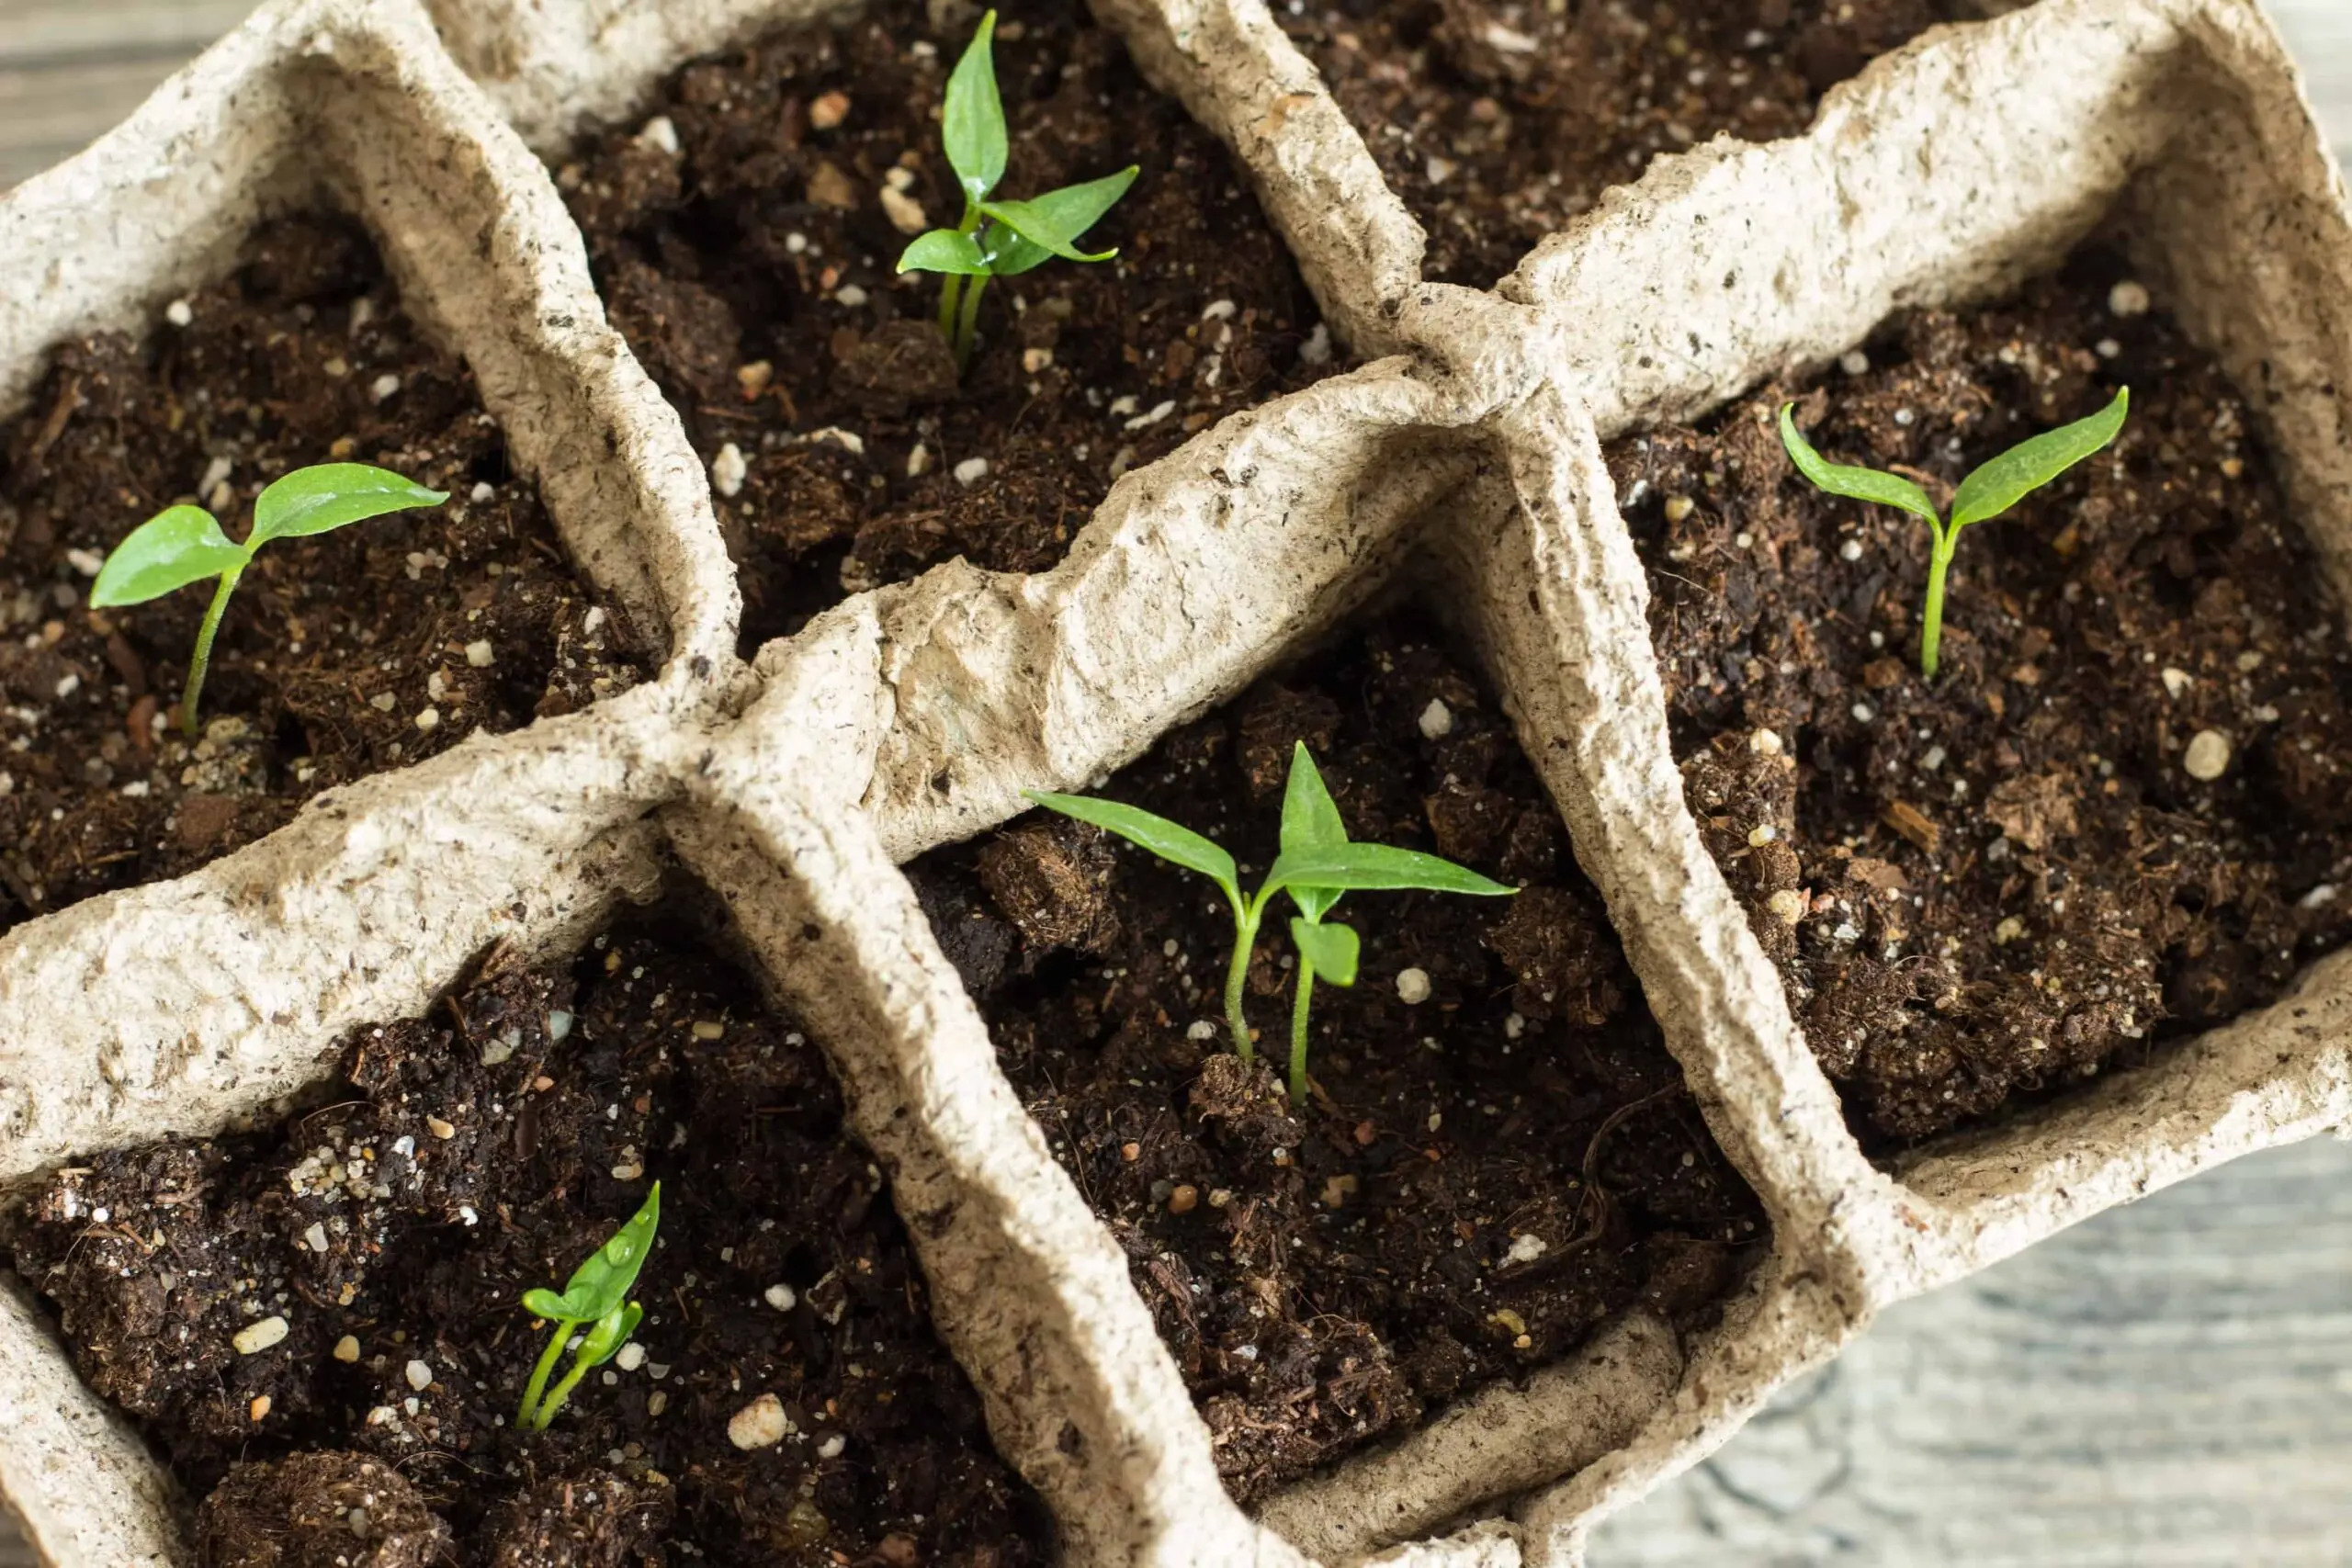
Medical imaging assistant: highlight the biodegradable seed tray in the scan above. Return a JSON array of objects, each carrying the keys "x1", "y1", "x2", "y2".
[{"x1": 3, "y1": 0, "x2": 2350, "y2": 1564}]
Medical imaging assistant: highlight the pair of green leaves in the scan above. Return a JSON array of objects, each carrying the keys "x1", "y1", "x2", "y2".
[
  {"x1": 1028, "y1": 742, "x2": 1512, "y2": 1100},
  {"x1": 516, "y1": 1181, "x2": 660, "y2": 1430},
  {"x1": 89, "y1": 463, "x2": 448, "y2": 610},
  {"x1": 1030, "y1": 741, "x2": 1510, "y2": 974},
  {"x1": 523, "y1": 1180, "x2": 662, "y2": 1328},
  {"x1": 1777, "y1": 387, "x2": 2130, "y2": 541},
  {"x1": 896, "y1": 11, "x2": 1138, "y2": 282},
  {"x1": 1778, "y1": 386, "x2": 2129, "y2": 678}
]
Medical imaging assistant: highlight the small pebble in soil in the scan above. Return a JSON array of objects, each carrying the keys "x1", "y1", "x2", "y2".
[
  {"x1": 2183, "y1": 728, "x2": 2233, "y2": 781},
  {"x1": 1767, "y1": 888, "x2": 1806, "y2": 924},
  {"x1": 764, "y1": 1283, "x2": 797, "y2": 1312},
  {"x1": 712, "y1": 442, "x2": 747, "y2": 498},
  {"x1": 1169, "y1": 1184, "x2": 1198, "y2": 1213},
  {"x1": 2162, "y1": 666, "x2": 2194, "y2": 699},
  {"x1": 1395, "y1": 967, "x2": 1432, "y2": 1005},
  {"x1": 1418, "y1": 698, "x2": 1453, "y2": 739},
  {"x1": 248, "y1": 1395, "x2": 270, "y2": 1423},
  {"x1": 2109, "y1": 279, "x2": 2152, "y2": 317},
  {"x1": 426, "y1": 1116, "x2": 456, "y2": 1138},
  {"x1": 405, "y1": 1359, "x2": 433, "y2": 1392},
  {"x1": 615, "y1": 1342, "x2": 647, "y2": 1372},
  {"x1": 1839, "y1": 349, "x2": 1871, "y2": 376},
  {"x1": 1185, "y1": 1020, "x2": 1216, "y2": 1041},
  {"x1": 333, "y1": 1336, "x2": 361, "y2": 1363},
  {"x1": 1506, "y1": 1233, "x2": 1547, "y2": 1265},
  {"x1": 1749, "y1": 728, "x2": 1782, "y2": 756},
  {"x1": 954, "y1": 457, "x2": 989, "y2": 487},
  {"x1": 818, "y1": 1433, "x2": 848, "y2": 1460},
  {"x1": 305, "y1": 1223, "x2": 330, "y2": 1253},
  {"x1": 1663, "y1": 495, "x2": 1695, "y2": 524},
  {"x1": 165, "y1": 298, "x2": 193, "y2": 327},
  {"x1": 729, "y1": 1393, "x2": 792, "y2": 1450},
  {"x1": 234, "y1": 1316, "x2": 289, "y2": 1355}
]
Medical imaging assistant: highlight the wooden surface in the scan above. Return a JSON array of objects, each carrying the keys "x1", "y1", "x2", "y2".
[{"x1": 0, "y1": 4, "x2": 2347, "y2": 1567}]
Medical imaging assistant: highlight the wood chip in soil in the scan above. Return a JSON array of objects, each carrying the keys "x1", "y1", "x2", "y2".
[
  {"x1": 909, "y1": 607, "x2": 1768, "y2": 1503},
  {"x1": 1616, "y1": 249, "x2": 2352, "y2": 1146},
  {"x1": 1279, "y1": 0, "x2": 1983, "y2": 288},
  {"x1": 0, "y1": 214, "x2": 650, "y2": 940},
  {"x1": 560, "y1": 0, "x2": 1335, "y2": 652},
  {"x1": 6, "y1": 907, "x2": 1053, "y2": 1568}
]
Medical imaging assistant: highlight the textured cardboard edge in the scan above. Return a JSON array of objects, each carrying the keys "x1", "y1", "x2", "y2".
[
  {"x1": 0, "y1": 1278, "x2": 187, "y2": 1568},
  {"x1": 663, "y1": 787, "x2": 1309, "y2": 1568}
]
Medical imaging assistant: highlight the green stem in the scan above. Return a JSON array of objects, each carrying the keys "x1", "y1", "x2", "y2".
[
  {"x1": 938, "y1": 273, "x2": 965, "y2": 346},
  {"x1": 533, "y1": 1350, "x2": 594, "y2": 1431},
  {"x1": 179, "y1": 563, "x2": 242, "y2": 739},
  {"x1": 954, "y1": 272, "x2": 989, "y2": 370},
  {"x1": 1920, "y1": 525, "x2": 1956, "y2": 680},
  {"x1": 1224, "y1": 902, "x2": 1262, "y2": 1060},
  {"x1": 1288, "y1": 955, "x2": 1316, "y2": 1105},
  {"x1": 516, "y1": 1318, "x2": 571, "y2": 1430}
]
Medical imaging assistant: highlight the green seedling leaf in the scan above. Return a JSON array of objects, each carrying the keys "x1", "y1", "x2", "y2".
[
  {"x1": 1289, "y1": 918, "x2": 1360, "y2": 987},
  {"x1": 554, "y1": 1181, "x2": 662, "y2": 1322},
  {"x1": 978, "y1": 167, "x2": 1138, "y2": 268},
  {"x1": 248, "y1": 463, "x2": 448, "y2": 548},
  {"x1": 89, "y1": 506, "x2": 246, "y2": 607},
  {"x1": 577, "y1": 1302, "x2": 645, "y2": 1369},
  {"x1": 1949, "y1": 387, "x2": 2130, "y2": 530},
  {"x1": 942, "y1": 8, "x2": 1006, "y2": 202},
  {"x1": 1025, "y1": 791, "x2": 1240, "y2": 903},
  {"x1": 1280, "y1": 741, "x2": 1348, "y2": 921},
  {"x1": 521, "y1": 1288, "x2": 584, "y2": 1323},
  {"x1": 1777, "y1": 403, "x2": 1940, "y2": 528},
  {"x1": 1266, "y1": 843, "x2": 1517, "y2": 902},
  {"x1": 898, "y1": 228, "x2": 991, "y2": 276}
]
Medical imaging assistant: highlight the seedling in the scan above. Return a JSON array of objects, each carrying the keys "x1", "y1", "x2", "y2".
[
  {"x1": 515, "y1": 1182, "x2": 660, "y2": 1432},
  {"x1": 89, "y1": 463, "x2": 448, "y2": 737},
  {"x1": 1778, "y1": 388, "x2": 2129, "y2": 678},
  {"x1": 896, "y1": 10, "x2": 1138, "y2": 369},
  {"x1": 1029, "y1": 743, "x2": 1513, "y2": 1102}
]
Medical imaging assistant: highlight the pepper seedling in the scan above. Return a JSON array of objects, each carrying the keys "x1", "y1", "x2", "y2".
[
  {"x1": 89, "y1": 463, "x2": 447, "y2": 738},
  {"x1": 895, "y1": 9, "x2": 1138, "y2": 369},
  {"x1": 1778, "y1": 388, "x2": 2128, "y2": 678},
  {"x1": 1029, "y1": 742, "x2": 1513, "y2": 1103},
  {"x1": 515, "y1": 1182, "x2": 660, "y2": 1432}
]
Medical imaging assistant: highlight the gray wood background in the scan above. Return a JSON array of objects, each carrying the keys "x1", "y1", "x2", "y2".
[{"x1": 0, "y1": 3, "x2": 2346, "y2": 1564}]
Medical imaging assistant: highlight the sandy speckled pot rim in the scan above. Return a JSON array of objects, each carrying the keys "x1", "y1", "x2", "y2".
[{"x1": 3, "y1": 0, "x2": 2350, "y2": 1564}]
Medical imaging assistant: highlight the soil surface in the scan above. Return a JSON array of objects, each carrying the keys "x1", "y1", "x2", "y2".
[
  {"x1": 910, "y1": 609, "x2": 1767, "y2": 1502},
  {"x1": 0, "y1": 215, "x2": 649, "y2": 941},
  {"x1": 560, "y1": 0, "x2": 1333, "y2": 653},
  {"x1": 8, "y1": 908, "x2": 1051, "y2": 1567},
  {"x1": 1280, "y1": 0, "x2": 1978, "y2": 288},
  {"x1": 1614, "y1": 254, "x2": 2352, "y2": 1145}
]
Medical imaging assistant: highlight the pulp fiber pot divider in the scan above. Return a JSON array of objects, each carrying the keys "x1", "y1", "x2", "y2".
[{"x1": 2, "y1": 0, "x2": 2350, "y2": 1563}]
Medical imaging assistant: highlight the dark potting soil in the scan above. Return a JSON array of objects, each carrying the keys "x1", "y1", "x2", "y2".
[
  {"x1": 6, "y1": 912, "x2": 1051, "y2": 1568},
  {"x1": 908, "y1": 610, "x2": 1768, "y2": 1502},
  {"x1": 560, "y1": 0, "x2": 1334, "y2": 653},
  {"x1": 1278, "y1": 0, "x2": 1977, "y2": 289},
  {"x1": 0, "y1": 215, "x2": 649, "y2": 941},
  {"x1": 1613, "y1": 254, "x2": 2352, "y2": 1146}
]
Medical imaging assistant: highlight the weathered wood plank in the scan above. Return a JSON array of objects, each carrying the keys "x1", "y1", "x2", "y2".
[
  {"x1": 1594, "y1": 1134, "x2": 2352, "y2": 1565},
  {"x1": 0, "y1": 0, "x2": 253, "y2": 64}
]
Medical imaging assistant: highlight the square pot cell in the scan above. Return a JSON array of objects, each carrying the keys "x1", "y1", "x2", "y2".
[
  {"x1": 909, "y1": 604, "x2": 1770, "y2": 1509},
  {"x1": 0, "y1": 212, "x2": 648, "y2": 936},
  {"x1": 5, "y1": 901, "x2": 1055, "y2": 1568},
  {"x1": 553, "y1": 0, "x2": 1340, "y2": 651}
]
